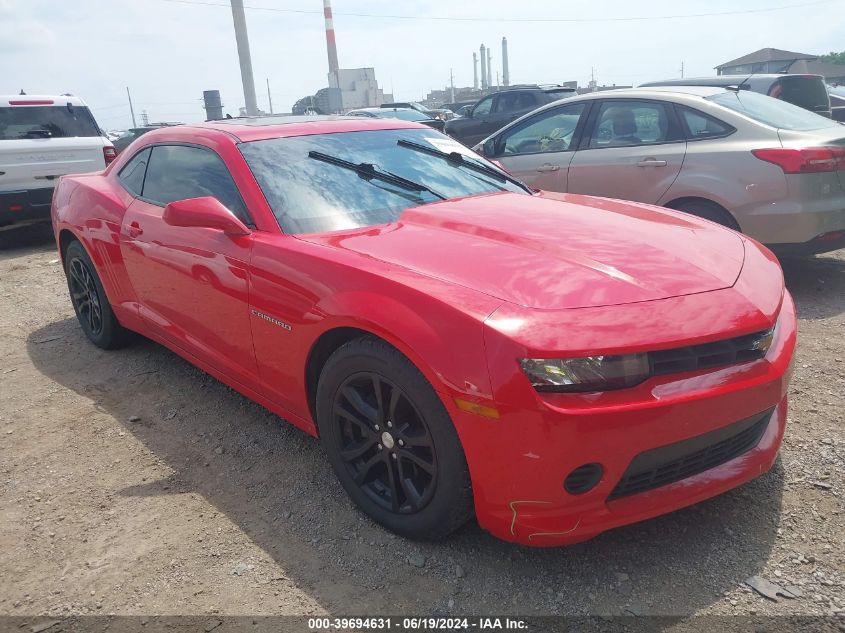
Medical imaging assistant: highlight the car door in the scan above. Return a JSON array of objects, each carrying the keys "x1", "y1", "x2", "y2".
[
  {"x1": 454, "y1": 95, "x2": 495, "y2": 146},
  {"x1": 489, "y1": 101, "x2": 589, "y2": 191},
  {"x1": 486, "y1": 91, "x2": 543, "y2": 137},
  {"x1": 567, "y1": 99, "x2": 687, "y2": 203},
  {"x1": 118, "y1": 143, "x2": 262, "y2": 391}
]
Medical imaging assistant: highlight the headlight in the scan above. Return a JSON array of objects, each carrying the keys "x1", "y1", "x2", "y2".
[{"x1": 519, "y1": 354, "x2": 649, "y2": 393}]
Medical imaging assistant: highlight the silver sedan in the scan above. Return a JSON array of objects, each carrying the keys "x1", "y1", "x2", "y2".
[{"x1": 474, "y1": 86, "x2": 845, "y2": 255}]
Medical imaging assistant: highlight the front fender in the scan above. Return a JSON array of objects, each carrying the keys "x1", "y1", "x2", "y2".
[{"x1": 313, "y1": 289, "x2": 496, "y2": 402}]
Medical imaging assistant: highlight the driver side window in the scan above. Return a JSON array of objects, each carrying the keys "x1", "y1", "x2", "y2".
[
  {"x1": 472, "y1": 97, "x2": 493, "y2": 117},
  {"x1": 500, "y1": 103, "x2": 586, "y2": 155},
  {"x1": 142, "y1": 144, "x2": 253, "y2": 226}
]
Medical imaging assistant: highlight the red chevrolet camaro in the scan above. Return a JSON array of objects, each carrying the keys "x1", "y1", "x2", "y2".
[{"x1": 51, "y1": 116, "x2": 796, "y2": 546}]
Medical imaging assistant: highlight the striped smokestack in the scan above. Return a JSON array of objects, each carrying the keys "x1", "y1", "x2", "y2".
[{"x1": 324, "y1": 0, "x2": 340, "y2": 75}]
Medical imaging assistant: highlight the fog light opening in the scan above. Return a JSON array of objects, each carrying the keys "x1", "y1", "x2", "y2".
[{"x1": 564, "y1": 463, "x2": 604, "y2": 495}]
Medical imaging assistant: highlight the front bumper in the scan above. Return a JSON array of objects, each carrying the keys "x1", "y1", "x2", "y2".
[
  {"x1": 0, "y1": 188, "x2": 54, "y2": 226},
  {"x1": 446, "y1": 292, "x2": 796, "y2": 547}
]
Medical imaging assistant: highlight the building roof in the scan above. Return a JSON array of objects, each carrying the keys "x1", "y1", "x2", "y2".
[
  {"x1": 716, "y1": 48, "x2": 817, "y2": 70},
  {"x1": 805, "y1": 60, "x2": 845, "y2": 79}
]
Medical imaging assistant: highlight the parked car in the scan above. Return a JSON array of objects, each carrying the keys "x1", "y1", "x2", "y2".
[
  {"x1": 828, "y1": 84, "x2": 845, "y2": 122},
  {"x1": 53, "y1": 116, "x2": 795, "y2": 546},
  {"x1": 445, "y1": 85, "x2": 577, "y2": 146},
  {"x1": 113, "y1": 123, "x2": 181, "y2": 154},
  {"x1": 1, "y1": 94, "x2": 115, "y2": 228},
  {"x1": 640, "y1": 74, "x2": 832, "y2": 118},
  {"x1": 442, "y1": 101, "x2": 476, "y2": 114},
  {"x1": 347, "y1": 107, "x2": 445, "y2": 131},
  {"x1": 380, "y1": 101, "x2": 453, "y2": 121},
  {"x1": 476, "y1": 86, "x2": 845, "y2": 254}
]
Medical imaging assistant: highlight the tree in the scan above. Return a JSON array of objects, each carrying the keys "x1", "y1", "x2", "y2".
[{"x1": 819, "y1": 51, "x2": 845, "y2": 65}]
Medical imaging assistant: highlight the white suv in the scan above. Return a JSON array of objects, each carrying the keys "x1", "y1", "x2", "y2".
[{"x1": 1, "y1": 95, "x2": 115, "y2": 227}]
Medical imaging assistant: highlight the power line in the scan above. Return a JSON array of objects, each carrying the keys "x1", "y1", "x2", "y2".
[{"x1": 161, "y1": 0, "x2": 837, "y2": 23}]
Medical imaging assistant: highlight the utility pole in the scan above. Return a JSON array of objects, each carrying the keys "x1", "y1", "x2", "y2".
[
  {"x1": 266, "y1": 78, "x2": 273, "y2": 114},
  {"x1": 126, "y1": 86, "x2": 137, "y2": 127},
  {"x1": 230, "y1": 0, "x2": 259, "y2": 116},
  {"x1": 450, "y1": 68, "x2": 455, "y2": 102},
  {"x1": 680, "y1": 61, "x2": 685, "y2": 78}
]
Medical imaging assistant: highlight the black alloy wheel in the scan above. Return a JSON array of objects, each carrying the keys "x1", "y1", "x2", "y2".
[
  {"x1": 333, "y1": 372, "x2": 437, "y2": 514},
  {"x1": 64, "y1": 240, "x2": 133, "y2": 350},
  {"x1": 316, "y1": 336, "x2": 473, "y2": 540},
  {"x1": 68, "y1": 256, "x2": 104, "y2": 337}
]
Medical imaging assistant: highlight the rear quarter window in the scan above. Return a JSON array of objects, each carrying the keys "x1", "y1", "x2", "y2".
[
  {"x1": 678, "y1": 107, "x2": 734, "y2": 140},
  {"x1": 0, "y1": 105, "x2": 102, "y2": 140}
]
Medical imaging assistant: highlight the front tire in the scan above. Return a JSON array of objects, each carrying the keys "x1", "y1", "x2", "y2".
[
  {"x1": 316, "y1": 337, "x2": 473, "y2": 540},
  {"x1": 65, "y1": 240, "x2": 132, "y2": 350}
]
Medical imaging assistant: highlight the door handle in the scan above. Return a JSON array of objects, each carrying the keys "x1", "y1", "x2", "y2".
[
  {"x1": 127, "y1": 221, "x2": 143, "y2": 238},
  {"x1": 537, "y1": 164, "x2": 560, "y2": 172},
  {"x1": 637, "y1": 159, "x2": 668, "y2": 167}
]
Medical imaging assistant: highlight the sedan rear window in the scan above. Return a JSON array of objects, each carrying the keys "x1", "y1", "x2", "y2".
[
  {"x1": 0, "y1": 105, "x2": 101, "y2": 140},
  {"x1": 708, "y1": 91, "x2": 839, "y2": 131},
  {"x1": 240, "y1": 128, "x2": 527, "y2": 235}
]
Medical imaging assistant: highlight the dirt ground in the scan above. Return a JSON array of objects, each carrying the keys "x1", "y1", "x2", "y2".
[{"x1": 0, "y1": 223, "x2": 843, "y2": 622}]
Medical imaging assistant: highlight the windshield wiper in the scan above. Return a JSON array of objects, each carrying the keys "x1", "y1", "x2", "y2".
[
  {"x1": 397, "y1": 138, "x2": 532, "y2": 193},
  {"x1": 308, "y1": 150, "x2": 445, "y2": 200}
]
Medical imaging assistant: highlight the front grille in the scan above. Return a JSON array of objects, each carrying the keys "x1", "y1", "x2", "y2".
[
  {"x1": 648, "y1": 329, "x2": 773, "y2": 377},
  {"x1": 608, "y1": 409, "x2": 773, "y2": 501}
]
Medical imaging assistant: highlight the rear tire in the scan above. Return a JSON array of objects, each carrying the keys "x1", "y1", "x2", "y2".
[
  {"x1": 669, "y1": 199, "x2": 740, "y2": 231},
  {"x1": 65, "y1": 240, "x2": 132, "y2": 350},
  {"x1": 316, "y1": 336, "x2": 473, "y2": 540}
]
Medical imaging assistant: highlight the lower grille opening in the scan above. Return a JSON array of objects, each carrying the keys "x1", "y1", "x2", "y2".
[
  {"x1": 564, "y1": 463, "x2": 603, "y2": 495},
  {"x1": 608, "y1": 409, "x2": 773, "y2": 501}
]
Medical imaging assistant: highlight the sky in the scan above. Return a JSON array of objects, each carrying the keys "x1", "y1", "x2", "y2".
[{"x1": 2, "y1": 0, "x2": 844, "y2": 130}]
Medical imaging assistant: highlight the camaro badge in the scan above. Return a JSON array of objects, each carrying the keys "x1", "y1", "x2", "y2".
[{"x1": 250, "y1": 309, "x2": 292, "y2": 331}]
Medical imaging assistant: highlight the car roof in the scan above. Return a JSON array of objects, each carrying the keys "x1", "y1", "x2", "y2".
[
  {"x1": 640, "y1": 74, "x2": 824, "y2": 88},
  {"x1": 349, "y1": 107, "x2": 416, "y2": 113},
  {"x1": 0, "y1": 94, "x2": 89, "y2": 107},
  {"x1": 148, "y1": 115, "x2": 427, "y2": 143},
  {"x1": 558, "y1": 85, "x2": 729, "y2": 103}
]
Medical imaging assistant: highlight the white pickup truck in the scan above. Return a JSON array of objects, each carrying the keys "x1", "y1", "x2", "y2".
[{"x1": 0, "y1": 95, "x2": 115, "y2": 228}]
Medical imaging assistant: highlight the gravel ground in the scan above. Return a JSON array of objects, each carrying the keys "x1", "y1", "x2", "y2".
[{"x1": 0, "y1": 223, "x2": 843, "y2": 622}]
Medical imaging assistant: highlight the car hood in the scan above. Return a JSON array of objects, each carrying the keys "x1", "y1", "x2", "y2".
[{"x1": 301, "y1": 192, "x2": 746, "y2": 310}]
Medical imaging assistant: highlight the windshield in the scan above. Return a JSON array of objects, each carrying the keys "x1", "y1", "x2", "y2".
[
  {"x1": 378, "y1": 110, "x2": 430, "y2": 121},
  {"x1": 0, "y1": 105, "x2": 101, "y2": 140},
  {"x1": 707, "y1": 90, "x2": 839, "y2": 131},
  {"x1": 240, "y1": 128, "x2": 527, "y2": 235}
]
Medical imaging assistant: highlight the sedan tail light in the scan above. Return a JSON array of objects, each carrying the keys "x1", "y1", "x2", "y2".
[
  {"x1": 752, "y1": 146, "x2": 845, "y2": 174},
  {"x1": 103, "y1": 146, "x2": 117, "y2": 165}
]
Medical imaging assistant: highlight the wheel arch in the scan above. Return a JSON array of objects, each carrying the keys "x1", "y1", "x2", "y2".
[
  {"x1": 58, "y1": 228, "x2": 81, "y2": 265},
  {"x1": 302, "y1": 292, "x2": 495, "y2": 430},
  {"x1": 664, "y1": 196, "x2": 741, "y2": 231},
  {"x1": 305, "y1": 326, "x2": 375, "y2": 425}
]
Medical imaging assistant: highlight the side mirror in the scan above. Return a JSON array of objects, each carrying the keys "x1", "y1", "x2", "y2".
[
  {"x1": 162, "y1": 196, "x2": 251, "y2": 236},
  {"x1": 481, "y1": 138, "x2": 497, "y2": 157}
]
